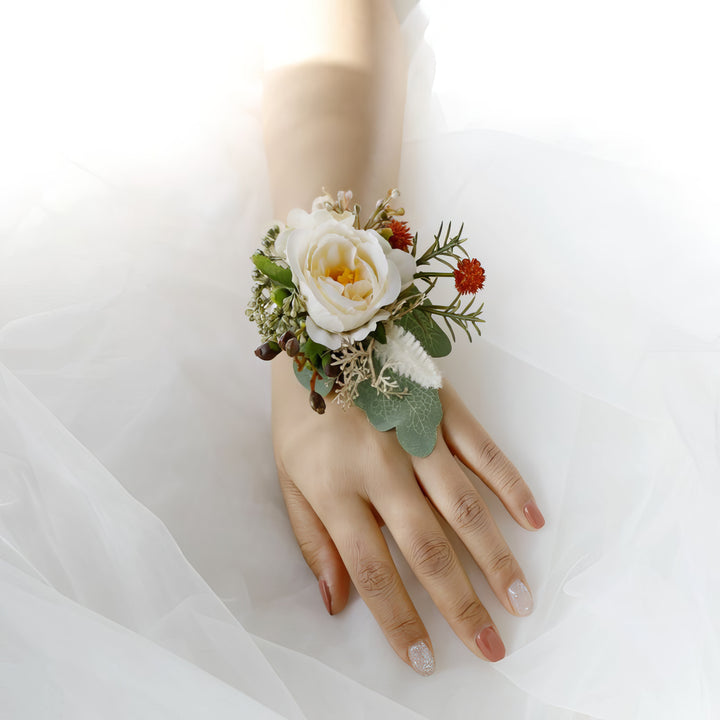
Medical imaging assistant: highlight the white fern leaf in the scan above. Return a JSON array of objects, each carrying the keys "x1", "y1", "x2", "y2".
[{"x1": 375, "y1": 324, "x2": 442, "y2": 389}]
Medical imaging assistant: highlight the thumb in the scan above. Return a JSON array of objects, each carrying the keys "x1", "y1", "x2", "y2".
[{"x1": 278, "y1": 474, "x2": 351, "y2": 615}]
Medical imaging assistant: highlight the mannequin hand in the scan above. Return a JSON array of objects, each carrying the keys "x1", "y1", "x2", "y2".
[{"x1": 271, "y1": 354, "x2": 545, "y2": 675}]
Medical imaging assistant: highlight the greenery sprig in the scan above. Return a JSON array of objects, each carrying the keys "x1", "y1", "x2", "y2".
[
  {"x1": 414, "y1": 221, "x2": 468, "y2": 266},
  {"x1": 246, "y1": 189, "x2": 487, "y2": 457},
  {"x1": 410, "y1": 222, "x2": 485, "y2": 341},
  {"x1": 417, "y1": 295, "x2": 485, "y2": 342}
]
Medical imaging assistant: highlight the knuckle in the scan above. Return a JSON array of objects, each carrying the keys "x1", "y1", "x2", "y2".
[
  {"x1": 477, "y1": 438, "x2": 507, "y2": 472},
  {"x1": 451, "y1": 491, "x2": 490, "y2": 534},
  {"x1": 496, "y1": 469, "x2": 522, "y2": 494},
  {"x1": 486, "y1": 547, "x2": 516, "y2": 577},
  {"x1": 476, "y1": 438, "x2": 522, "y2": 492},
  {"x1": 410, "y1": 534, "x2": 456, "y2": 579},
  {"x1": 384, "y1": 614, "x2": 420, "y2": 640},
  {"x1": 355, "y1": 558, "x2": 397, "y2": 597},
  {"x1": 453, "y1": 596, "x2": 488, "y2": 626}
]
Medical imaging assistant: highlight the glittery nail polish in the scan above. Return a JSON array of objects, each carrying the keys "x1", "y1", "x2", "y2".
[
  {"x1": 408, "y1": 640, "x2": 435, "y2": 676},
  {"x1": 507, "y1": 579, "x2": 533, "y2": 616}
]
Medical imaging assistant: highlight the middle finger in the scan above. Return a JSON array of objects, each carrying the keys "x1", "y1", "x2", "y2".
[
  {"x1": 412, "y1": 437, "x2": 534, "y2": 618},
  {"x1": 373, "y1": 479, "x2": 507, "y2": 662}
]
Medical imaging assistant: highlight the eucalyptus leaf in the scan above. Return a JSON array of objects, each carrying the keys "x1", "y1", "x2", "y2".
[
  {"x1": 396, "y1": 304, "x2": 452, "y2": 358},
  {"x1": 354, "y1": 367, "x2": 442, "y2": 457},
  {"x1": 251, "y1": 253, "x2": 294, "y2": 289},
  {"x1": 293, "y1": 363, "x2": 335, "y2": 397}
]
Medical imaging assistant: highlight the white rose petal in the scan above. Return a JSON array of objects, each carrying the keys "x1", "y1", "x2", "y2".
[
  {"x1": 388, "y1": 248, "x2": 418, "y2": 288},
  {"x1": 278, "y1": 207, "x2": 417, "y2": 350}
]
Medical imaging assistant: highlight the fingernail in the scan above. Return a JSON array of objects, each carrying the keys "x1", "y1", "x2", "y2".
[
  {"x1": 507, "y1": 579, "x2": 533, "y2": 616},
  {"x1": 319, "y1": 579, "x2": 333, "y2": 615},
  {"x1": 475, "y1": 626, "x2": 506, "y2": 662},
  {"x1": 523, "y1": 500, "x2": 545, "y2": 529},
  {"x1": 408, "y1": 640, "x2": 435, "y2": 676}
]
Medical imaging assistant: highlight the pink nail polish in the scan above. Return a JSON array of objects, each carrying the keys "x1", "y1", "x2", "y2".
[
  {"x1": 523, "y1": 500, "x2": 545, "y2": 529},
  {"x1": 475, "y1": 626, "x2": 506, "y2": 662},
  {"x1": 319, "y1": 579, "x2": 333, "y2": 615}
]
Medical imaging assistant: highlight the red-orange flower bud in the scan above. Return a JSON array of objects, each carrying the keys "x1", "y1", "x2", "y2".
[
  {"x1": 453, "y1": 258, "x2": 485, "y2": 295},
  {"x1": 387, "y1": 220, "x2": 413, "y2": 253}
]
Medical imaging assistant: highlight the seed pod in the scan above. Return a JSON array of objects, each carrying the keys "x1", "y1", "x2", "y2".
[
  {"x1": 310, "y1": 391, "x2": 326, "y2": 415},
  {"x1": 278, "y1": 330, "x2": 295, "y2": 350},
  {"x1": 285, "y1": 337, "x2": 300, "y2": 357},
  {"x1": 254, "y1": 343, "x2": 280, "y2": 361}
]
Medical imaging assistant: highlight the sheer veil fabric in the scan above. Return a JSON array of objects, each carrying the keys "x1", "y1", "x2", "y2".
[{"x1": 1, "y1": 1, "x2": 719, "y2": 718}]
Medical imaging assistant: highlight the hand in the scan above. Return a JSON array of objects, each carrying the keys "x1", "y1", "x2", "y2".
[{"x1": 271, "y1": 354, "x2": 545, "y2": 676}]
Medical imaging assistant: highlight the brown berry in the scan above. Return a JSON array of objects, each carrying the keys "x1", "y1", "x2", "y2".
[
  {"x1": 255, "y1": 343, "x2": 280, "y2": 361},
  {"x1": 310, "y1": 391, "x2": 326, "y2": 414},
  {"x1": 278, "y1": 330, "x2": 295, "y2": 350},
  {"x1": 323, "y1": 359, "x2": 341, "y2": 377},
  {"x1": 285, "y1": 337, "x2": 300, "y2": 357}
]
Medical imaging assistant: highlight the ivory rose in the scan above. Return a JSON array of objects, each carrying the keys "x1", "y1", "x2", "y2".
[{"x1": 276, "y1": 206, "x2": 416, "y2": 350}]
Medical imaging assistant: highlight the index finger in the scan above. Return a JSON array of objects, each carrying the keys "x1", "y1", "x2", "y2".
[{"x1": 319, "y1": 496, "x2": 437, "y2": 677}]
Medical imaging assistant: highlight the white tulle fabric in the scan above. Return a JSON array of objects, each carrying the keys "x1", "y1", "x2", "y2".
[{"x1": 2, "y1": 1, "x2": 719, "y2": 718}]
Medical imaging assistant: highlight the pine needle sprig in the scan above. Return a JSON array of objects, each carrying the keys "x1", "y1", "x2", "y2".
[
  {"x1": 417, "y1": 293, "x2": 485, "y2": 342},
  {"x1": 414, "y1": 222, "x2": 469, "y2": 267}
]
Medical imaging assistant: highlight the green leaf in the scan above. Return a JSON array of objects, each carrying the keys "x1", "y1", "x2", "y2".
[
  {"x1": 271, "y1": 287, "x2": 290, "y2": 305},
  {"x1": 301, "y1": 338, "x2": 327, "y2": 369},
  {"x1": 396, "y1": 304, "x2": 452, "y2": 358},
  {"x1": 293, "y1": 363, "x2": 335, "y2": 397},
  {"x1": 251, "y1": 253, "x2": 294, "y2": 288},
  {"x1": 354, "y1": 367, "x2": 442, "y2": 457},
  {"x1": 372, "y1": 322, "x2": 387, "y2": 344}
]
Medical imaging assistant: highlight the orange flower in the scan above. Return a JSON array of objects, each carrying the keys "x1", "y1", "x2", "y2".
[
  {"x1": 387, "y1": 220, "x2": 413, "y2": 253},
  {"x1": 454, "y1": 258, "x2": 485, "y2": 295}
]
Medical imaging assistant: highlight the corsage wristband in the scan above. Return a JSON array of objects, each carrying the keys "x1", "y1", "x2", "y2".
[{"x1": 247, "y1": 189, "x2": 485, "y2": 457}]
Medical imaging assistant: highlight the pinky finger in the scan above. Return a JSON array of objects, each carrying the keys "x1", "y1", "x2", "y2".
[{"x1": 439, "y1": 384, "x2": 546, "y2": 532}]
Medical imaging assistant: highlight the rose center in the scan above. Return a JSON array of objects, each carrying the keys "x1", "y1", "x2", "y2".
[{"x1": 328, "y1": 265, "x2": 359, "y2": 286}]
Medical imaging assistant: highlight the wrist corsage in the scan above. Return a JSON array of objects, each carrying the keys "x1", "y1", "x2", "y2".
[{"x1": 247, "y1": 189, "x2": 485, "y2": 457}]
